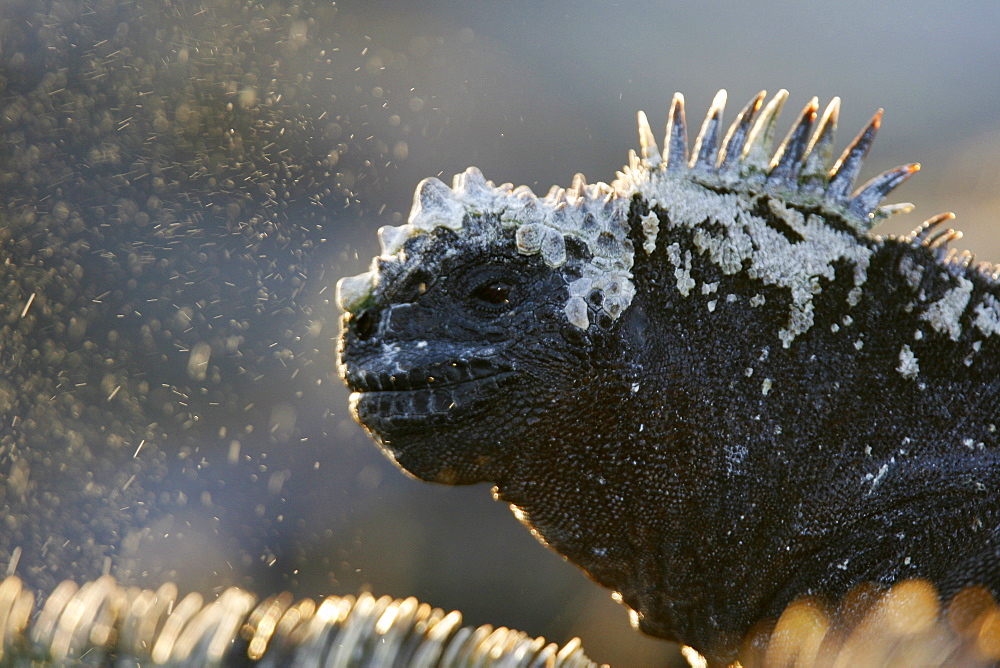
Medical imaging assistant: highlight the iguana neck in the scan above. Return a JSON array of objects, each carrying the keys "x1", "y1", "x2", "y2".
[{"x1": 495, "y1": 213, "x2": 1000, "y2": 660}]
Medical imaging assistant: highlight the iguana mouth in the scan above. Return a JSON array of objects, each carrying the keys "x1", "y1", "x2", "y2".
[
  {"x1": 344, "y1": 358, "x2": 512, "y2": 394},
  {"x1": 345, "y1": 357, "x2": 515, "y2": 425}
]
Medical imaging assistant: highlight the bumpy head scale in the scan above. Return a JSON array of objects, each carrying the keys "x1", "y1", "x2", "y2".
[{"x1": 335, "y1": 166, "x2": 637, "y2": 330}]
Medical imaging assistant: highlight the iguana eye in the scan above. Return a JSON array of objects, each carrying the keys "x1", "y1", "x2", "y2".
[{"x1": 469, "y1": 280, "x2": 511, "y2": 307}]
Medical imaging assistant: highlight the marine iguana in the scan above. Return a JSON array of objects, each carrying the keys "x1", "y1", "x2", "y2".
[{"x1": 336, "y1": 89, "x2": 1000, "y2": 664}]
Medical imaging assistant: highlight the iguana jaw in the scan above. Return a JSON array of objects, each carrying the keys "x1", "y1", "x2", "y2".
[{"x1": 344, "y1": 353, "x2": 515, "y2": 437}]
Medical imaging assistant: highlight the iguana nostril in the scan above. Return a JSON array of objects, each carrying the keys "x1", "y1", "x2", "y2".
[{"x1": 353, "y1": 308, "x2": 378, "y2": 340}]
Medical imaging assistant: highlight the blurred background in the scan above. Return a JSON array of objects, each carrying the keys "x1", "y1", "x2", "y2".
[{"x1": 0, "y1": 1, "x2": 997, "y2": 665}]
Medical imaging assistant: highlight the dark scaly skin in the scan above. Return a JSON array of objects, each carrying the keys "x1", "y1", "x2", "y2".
[{"x1": 337, "y1": 97, "x2": 1000, "y2": 663}]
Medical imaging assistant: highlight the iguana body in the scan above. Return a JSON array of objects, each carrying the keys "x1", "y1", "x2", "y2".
[{"x1": 336, "y1": 90, "x2": 1000, "y2": 663}]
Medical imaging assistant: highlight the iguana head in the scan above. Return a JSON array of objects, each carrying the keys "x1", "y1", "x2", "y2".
[
  {"x1": 337, "y1": 89, "x2": 922, "y2": 485},
  {"x1": 335, "y1": 162, "x2": 635, "y2": 483}
]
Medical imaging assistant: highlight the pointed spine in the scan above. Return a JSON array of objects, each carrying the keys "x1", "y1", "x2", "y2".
[
  {"x1": 847, "y1": 163, "x2": 920, "y2": 225},
  {"x1": 766, "y1": 97, "x2": 818, "y2": 189},
  {"x1": 911, "y1": 212, "x2": 956, "y2": 244},
  {"x1": 741, "y1": 89, "x2": 789, "y2": 177},
  {"x1": 928, "y1": 228, "x2": 963, "y2": 250},
  {"x1": 637, "y1": 110, "x2": 660, "y2": 167},
  {"x1": 799, "y1": 97, "x2": 840, "y2": 195},
  {"x1": 826, "y1": 109, "x2": 883, "y2": 203},
  {"x1": 690, "y1": 90, "x2": 727, "y2": 173},
  {"x1": 663, "y1": 93, "x2": 689, "y2": 172},
  {"x1": 956, "y1": 249, "x2": 975, "y2": 269},
  {"x1": 719, "y1": 91, "x2": 766, "y2": 174},
  {"x1": 870, "y1": 201, "x2": 914, "y2": 223},
  {"x1": 627, "y1": 149, "x2": 640, "y2": 172}
]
